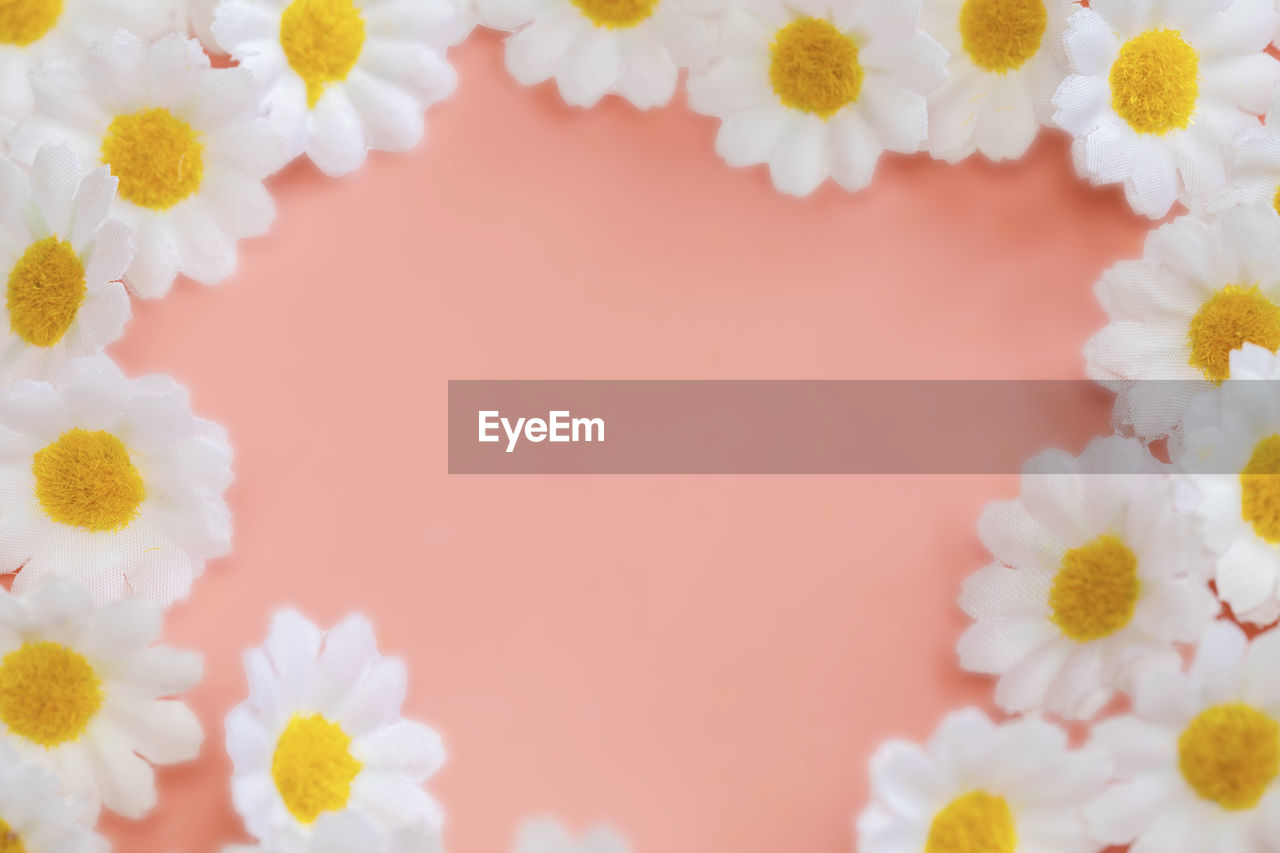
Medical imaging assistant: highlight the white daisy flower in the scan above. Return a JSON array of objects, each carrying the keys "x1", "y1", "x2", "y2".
[
  {"x1": 513, "y1": 818, "x2": 629, "y2": 853},
  {"x1": 226, "y1": 610, "x2": 446, "y2": 845},
  {"x1": 1085, "y1": 620, "x2": 1280, "y2": 851},
  {"x1": 0, "y1": 0, "x2": 182, "y2": 124},
  {"x1": 488, "y1": 0, "x2": 718, "y2": 110},
  {"x1": 0, "y1": 579, "x2": 202, "y2": 820},
  {"x1": 1172, "y1": 343, "x2": 1280, "y2": 626},
  {"x1": 0, "y1": 742, "x2": 107, "y2": 852},
  {"x1": 224, "y1": 812, "x2": 441, "y2": 853},
  {"x1": 212, "y1": 0, "x2": 459, "y2": 178},
  {"x1": 959, "y1": 436, "x2": 1219, "y2": 720},
  {"x1": 0, "y1": 143, "x2": 132, "y2": 386},
  {"x1": 685, "y1": 0, "x2": 948, "y2": 196},
  {"x1": 857, "y1": 708, "x2": 1109, "y2": 853},
  {"x1": 1085, "y1": 203, "x2": 1280, "y2": 440},
  {"x1": 7, "y1": 30, "x2": 291, "y2": 299},
  {"x1": 1053, "y1": 0, "x2": 1280, "y2": 219},
  {"x1": 920, "y1": 0, "x2": 1070, "y2": 164},
  {"x1": 0, "y1": 355, "x2": 232, "y2": 606},
  {"x1": 1199, "y1": 87, "x2": 1280, "y2": 216}
]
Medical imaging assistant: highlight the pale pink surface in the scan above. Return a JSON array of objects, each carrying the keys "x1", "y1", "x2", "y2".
[{"x1": 99, "y1": 32, "x2": 1150, "y2": 852}]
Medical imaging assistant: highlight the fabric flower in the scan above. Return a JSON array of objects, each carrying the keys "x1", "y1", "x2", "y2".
[
  {"x1": 1085, "y1": 620, "x2": 1280, "y2": 851},
  {"x1": 7, "y1": 30, "x2": 291, "y2": 298},
  {"x1": 1198, "y1": 86, "x2": 1280, "y2": 216},
  {"x1": 920, "y1": 0, "x2": 1070, "y2": 163},
  {"x1": 0, "y1": 355, "x2": 232, "y2": 606},
  {"x1": 1085, "y1": 203, "x2": 1280, "y2": 440},
  {"x1": 0, "y1": 143, "x2": 132, "y2": 386},
  {"x1": 685, "y1": 0, "x2": 948, "y2": 196},
  {"x1": 857, "y1": 708, "x2": 1109, "y2": 853},
  {"x1": 0, "y1": 742, "x2": 107, "y2": 852},
  {"x1": 0, "y1": 579, "x2": 202, "y2": 820},
  {"x1": 0, "y1": 0, "x2": 181, "y2": 124},
  {"x1": 959, "y1": 436, "x2": 1218, "y2": 719},
  {"x1": 1172, "y1": 343, "x2": 1280, "y2": 626},
  {"x1": 488, "y1": 0, "x2": 718, "y2": 110},
  {"x1": 212, "y1": 0, "x2": 458, "y2": 178},
  {"x1": 1053, "y1": 0, "x2": 1280, "y2": 218},
  {"x1": 514, "y1": 819, "x2": 629, "y2": 853},
  {"x1": 226, "y1": 610, "x2": 446, "y2": 845},
  {"x1": 224, "y1": 812, "x2": 441, "y2": 853}
]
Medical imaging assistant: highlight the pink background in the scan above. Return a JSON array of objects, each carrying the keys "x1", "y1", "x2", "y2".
[{"x1": 100, "y1": 31, "x2": 1152, "y2": 852}]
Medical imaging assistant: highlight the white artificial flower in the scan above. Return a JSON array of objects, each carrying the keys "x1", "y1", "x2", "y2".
[
  {"x1": 7, "y1": 30, "x2": 291, "y2": 298},
  {"x1": 1053, "y1": 0, "x2": 1280, "y2": 218},
  {"x1": 212, "y1": 0, "x2": 458, "y2": 178},
  {"x1": 226, "y1": 610, "x2": 446, "y2": 845},
  {"x1": 0, "y1": 579, "x2": 202, "y2": 820},
  {"x1": 0, "y1": 144, "x2": 132, "y2": 386},
  {"x1": 513, "y1": 818, "x2": 629, "y2": 853},
  {"x1": 1199, "y1": 86, "x2": 1280, "y2": 215},
  {"x1": 1172, "y1": 344, "x2": 1280, "y2": 626},
  {"x1": 959, "y1": 436, "x2": 1218, "y2": 720},
  {"x1": 0, "y1": 0, "x2": 182, "y2": 124},
  {"x1": 920, "y1": 0, "x2": 1070, "y2": 163},
  {"x1": 487, "y1": 0, "x2": 718, "y2": 110},
  {"x1": 0, "y1": 355, "x2": 232, "y2": 606},
  {"x1": 0, "y1": 743, "x2": 107, "y2": 852},
  {"x1": 685, "y1": 0, "x2": 948, "y2": 196},
  {"x1": 857, "y1": 708, "x2": 1109, "y2": 853},
  {"x1": 1085, "y1": 620, "x2": 1280, "y2": 851},
  {"x1": 1085, "y1": 203, "x2": 1280, "y2": 440},
  {"x1": 224, "y1": 812, "x2": 441, "y2": 853}
]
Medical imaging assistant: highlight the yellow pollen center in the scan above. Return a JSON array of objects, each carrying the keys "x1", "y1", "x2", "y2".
[
  {"x1": 101, "y1": 108, "x2": 204, "y2": 211},
  {"x1": 1049, "y1": 534, "x2": 1141, "y2": 642},
  {"x1": 0, "y1": 642, "x2": 102, "y2": 747},
  {"x1": 6, "y1": 236, "x2": 86, "y2": 348},
  {"x1": 0, "y1": 819, "x2": 25, "y2": 853},
  {"x1": 570, "y1": 0, "x2": 658, "y2": 28},
  {"x1": 32, "y1": 429, "x2": 146, "y2": 532},
  {"x1": 1187, "y1": 284, "x2": 1280, "y2": 383},
  {"x1": 280, "y1": 0, "x2": 366, "y2": 108},
  {"x1": 1110, "y1": 29, "x2": 1199, "y2": 135},
  {"x1": 959, "y1": 0, "x2": 1047, "y2": 74},
  {"x1": 271, "y1": 714, "x2": 362, "y2": 824},
  {"x1": 1180, "y1": 703, "x2": 1280, "y2": 810},
  {"x1": 769, "y1": 18, "x2": 863, "y2": 119},
  {"x1": 1272, "y1": 185, "x2": 1280, "y2": 219},
  {"x1": 0, "y1": 0, "x2": 62, "y2": 46},
  {"x1": 925, "y1": 791, "x2": 1017, "y2": 853},
  {"x1": 1241, "y1": 435, "x2": 1280, "y2": 544}
]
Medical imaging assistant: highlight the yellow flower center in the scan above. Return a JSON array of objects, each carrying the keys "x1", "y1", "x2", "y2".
[
  {"x1": 1241, "y1": 435, "x2": 1280, "y2": 544},
  {"x1": 6, "y1": 237, "x2": 86, "y2": 348},
  {"x1": 769, "y1": 18, "x2": 863, "y2": 119},
  {"x1": 32, "y1": 429, "x2": 146, "y2": 532},
  {"x1": 959, "y1": 0, "x2": 1047, "y2": 74},
  {"x1": 570, "y1": 0, "x2": 658, "y2": 28},
  {"x1": 1273, "y1": 185, "x2": 1280, "y2": 219},
  {"x1": 0, "y1": 819, "x2": 25, "y2": 853},
  {"x1": 101, "y1": 108, "x2": 204, "y2": 211},
  {"x1": 1180, "y1": 703, "x2": 1280, "y2": 811},
  {"x1": 1109, "y1": 29, "x2": 1199, "y2": 135},
  {"x1": 1049, "y1": 534, "x2": 1141, "y2": 642},
  {"x1": 0, "y1": 642, "x2": 103, "y2": 747},
  {"x1": 0, "y1": 0, "x2": 62, "y2": 46},
  {"x1": 280, "y1": 0, "x2": 366, "y2": 108},
  {"x1": 925, "y1": 791, "x2": 1017, "y2": 853},
  {"x1": 1187, "y1": 284, "x2": 1280, "y2": 383},
  {"x1": 271, "y1": 714, "x2": 362, "y2": 824}
]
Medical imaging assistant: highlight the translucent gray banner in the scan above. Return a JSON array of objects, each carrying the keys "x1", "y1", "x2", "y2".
[{"x1": 447, "y1": 380, "x2": 1143, "y2": 474}]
